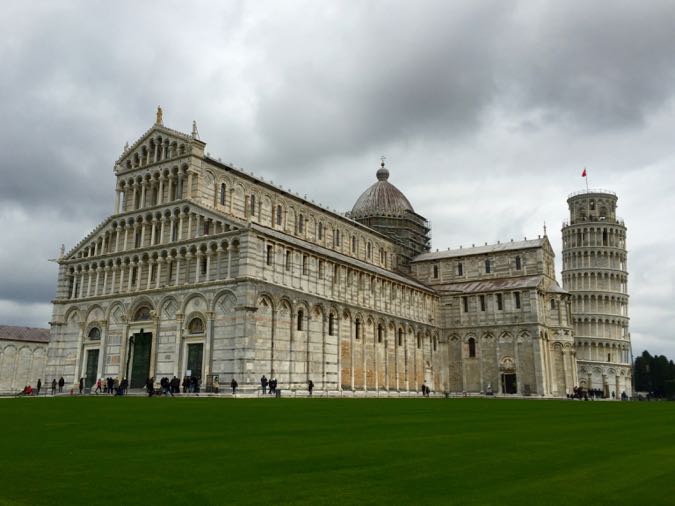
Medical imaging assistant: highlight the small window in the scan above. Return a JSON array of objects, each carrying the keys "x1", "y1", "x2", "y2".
[
  {"x1": 188, "y1": 317, "x2": 204, "y2": 334},
  {"x1": 515, "y1": 256, "x2": 521, "y2": 270},
  {"x1": 285, "y1": 251, "x2": 291, "y2": 271},
  {"x1": 135, "y1": 230, "x2": 141, "y2": 248},
  {"x1": 318, "y1": 260, "x2": 324, "y2": 279},
  {"x1": 276, "y1": 205, "x2": 283, "y2": 226},
  {"x1": 550, "y1": 299, "x2": 556, "y2": 310},
  {"x1": 433, "y1": 337, "x2": 437, "y2": 352},
  {"x1": 203, "y1": 221, "x2": 210, "y2": 235},
  {"x1": 131, "y1": 266, "x2": 137, "y2": 286},
  {"x1": 367, "y1": 242, "x2": 372, "y2": 259},
  {"x1": 433, "y1": 264, "x2": 439, "y2": 279},
  {"x1": 377, "y1": 324, "x2": 383, "y2": 343},
  {"x1": 462, "y1": 296, "x2": 469, "y2": 313},
  {"x1": 266, "y1": 245, "x2": 273, "y2": 266},
  {"x1": 335, "y1": 229, "x2": 341, "y2": 247},
  {"x1": 351, "y1": 236, "x2": 357, "y2": 253},
  {"x1": 416, "y1": 336, "x2": 421, "y2": 349},
  {"x1": 329, "y1": 314, "x2": 335, "y2": 336},
  {"x1": 249, "y1": 195, "x2": 256, "y2": 217},
  {"x1": 297, "y1": 310, "x2": 304, "y2": 331},
  {"x1": 398, "y1": 329, "x2": 403, "y2": 346},
  {"x1": 200, "y1": 257, "x2": 207, "y2": 275},
  {"x1": 480, "y1": 295, "x2": 486, "y2": 311},
  {"x1": 514, "y1": 291, "x2": 521, "y2": 309},
  {"x1": 298, "y1": 214, "x2": 304, "y2": 234},
  {"x1": 355, "y1": 319, "x2": 361, "y2": 340},
  {"x1": 302, "y1": 255, "x2": 308, "y2": 275},
  {"x1": 318, "y1": 222, "x2": 323, "y2": 240},
  {"x1": 485, "y1": 259, "x2": 491, "y2": 273},
  {"x1": 468, "y1": 338, "x2": 476, "y2": 358},
  {"x1": 88, "y1": 327, "x2": 101, "y2": 340},
  {"x1": 497, "y1": 293, "x2": 503, "y2": 310},
  {"x1": 171, "y1": 224, "x2": 178, "y2": 242},
  {"x1": 457, "y1": 262, "x2": 464, "y2": 276},
  {"x1": 220, "y1": 183, "x2": 226, "y2": 205}
]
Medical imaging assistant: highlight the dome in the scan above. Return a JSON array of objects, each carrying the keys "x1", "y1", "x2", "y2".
[{"x1": 351, "y1": 162, "x2": 414, "y2": 217}]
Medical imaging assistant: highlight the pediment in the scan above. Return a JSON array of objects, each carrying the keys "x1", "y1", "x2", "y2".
[{"x1": 114, "y1": 123, "x2": 205, "y2": 173}]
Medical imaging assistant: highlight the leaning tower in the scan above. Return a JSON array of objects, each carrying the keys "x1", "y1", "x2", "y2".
[{"x1": 561, "y1": 190, "x2": 632, "y2": 397}]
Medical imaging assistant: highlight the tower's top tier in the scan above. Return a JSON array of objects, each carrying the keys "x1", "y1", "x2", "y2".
[{"x1": 566, "y1": 190, "x2": 621, "y2": 226}]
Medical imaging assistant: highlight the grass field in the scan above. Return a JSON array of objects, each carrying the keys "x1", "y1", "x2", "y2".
[{"x1": 0, "y1": 397, "x2": 673, "y2": 505}]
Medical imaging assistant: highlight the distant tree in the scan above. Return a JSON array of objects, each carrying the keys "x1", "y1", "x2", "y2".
[{"x1": 634, "y1": 350, "x2": 675, "y2": 398}]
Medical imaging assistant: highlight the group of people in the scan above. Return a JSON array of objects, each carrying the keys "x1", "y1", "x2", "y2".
[
  {"x1": 421, "y1": 383, "x2": 431, "y2": 397},
  {"x1": 260, "y1": 375, "x2": 279, "y2": 395},
  {"x1": 568, "y1": 386, "x2": 628, "y2": 400},
  {"x1": 182, "y1": 375, "x2": 201, "y2": 393}
]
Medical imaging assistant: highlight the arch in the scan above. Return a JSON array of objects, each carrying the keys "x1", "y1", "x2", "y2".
[
  {"x1": 186, "y1": 315, "x2": 205, "y2": 335},
  {"x1": 129, "y1": 296, "x2": 155, "y2": 321},
  {"x1": 213, "y1": 290, "x2": 237, "y2": 313},
  {"x1": 181, "y1": 292, "x2": 209, "y2": 315}
]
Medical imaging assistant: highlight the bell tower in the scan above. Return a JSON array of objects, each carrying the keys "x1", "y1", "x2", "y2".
[{"x1": 561, "y1": 189, "x2": 632, "y2": 397}]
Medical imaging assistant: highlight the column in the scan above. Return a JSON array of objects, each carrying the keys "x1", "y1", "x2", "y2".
[
  {"x1": 174, "y1": 313, "x2": 184, "y2": 378},
  {"x1": 226, "y1": 248, "x2": 232, "y2": 278},
  {"x1": 204, "y1": 312, "x2": 214, "y2": 378},
  {"x1": 132, "y1": 184, "x2": 138, "y2": 211},
  {"x1": 127, "y1": 263, "x2": 134, "y2": 292},
  {"x1": 118, "y1": 266, "x2": 125, "y2": 295},
  {"x1": 110, "y1": 267, "x2": 117, "y2": 295},
  {"x1": 114, "y1": 189, "x2": 121, "y2": 214},
  {"x1": 187, "y1": 213, "x2": 193, "y2": 240},
  {"x1": 167, "y1": 177, "x2": 173, "y2": 202},
  {"x1": 205, "y1": 252, "x2": 211, "y2": 282},
  {"x1": 94, "y1": 268, "x2": 100, "y2": 296},
  {"x1": 151, "y1": 220, "x2": 157, "y2": 246},
  {"x1": 86, "y1": 270, "x2": 92, "y2": 297},
  {"x1": 158, "y1": 178, "x2": 164, "y2": 205},
  {"x1": 149, "y1": 314, "x2": 160, "y2": 379},
  {"x1": 159, "y1": 218, "x2": 166, "y2": 245},
  {"x1": 123, "y1": 225, "x2": 130, "y2": 251},
  {"x1": 175, "y1": 257, "x2": 181, "y2": 286},
  {"x1": 70, "y1": 274, "x2": 77, "y2": 299},
  {"x1": 98, "y1": 320, "x2": 108, "y2": 380},
  {"x1": 140, "y1": 222, "x2": 146, "y2": 247},
  {"x1": 136, "y1": 260, "x2": 143, "y2": 291},
  {"x1": 146, "y1": 260, "x2": 154, "y2": 290},
  {"x1": 73, "y1": 322, "x2": 86, "y2": 388},
  {"x1": 187, "y1": 172, "x2": 193, "y2": 199},
  {"x1": 141, "y1": 182, "x2": 147, "y2": 209},
  {"x1": 155, "y1": 258, "x2": 163, "y2": 289}
]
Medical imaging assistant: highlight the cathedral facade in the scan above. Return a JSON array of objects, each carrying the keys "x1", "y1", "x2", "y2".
[{"x1": 45, "y1": 112, "x2": 592, "y2": 396}]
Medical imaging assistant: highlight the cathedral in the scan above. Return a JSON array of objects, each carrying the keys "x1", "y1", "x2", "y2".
[{"x1": 44, "y1": 109, "x2": 631, "y2": 397}]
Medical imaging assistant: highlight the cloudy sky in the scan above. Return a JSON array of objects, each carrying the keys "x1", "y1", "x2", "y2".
[{"x1": 1, "y1": 1, "x2": 674, "y2": 357}]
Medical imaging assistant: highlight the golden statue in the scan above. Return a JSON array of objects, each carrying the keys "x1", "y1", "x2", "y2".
[{"x1": 156, "y1": 106, "x2": 163, "y2": 125}]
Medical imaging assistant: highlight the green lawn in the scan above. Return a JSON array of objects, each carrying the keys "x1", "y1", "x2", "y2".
[{"x1": 0, "y1": 397, "x2": 673, "y2": 505}]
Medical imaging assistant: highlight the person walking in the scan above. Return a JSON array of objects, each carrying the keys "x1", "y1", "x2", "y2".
[
  {"x1": 308, "y1": 379, "x2": 314, "y2": 397},
  {"x1": 58, "y1": 377, "x2": 65, "y2": 393},
  {"x1": 37, "y1": 379, "x2": 42, "y2": 396},
  {"x1": 95, "y1": 378, "x2": 102, "y2": 394},
  {"x1": 261, "y1": 375, "x2": 268, "y2": 395},
  {"x1": 146, "y1": 377, "x2": 155, "y2": 397},
  {"x1": 51, "y1": 378, "x2": 57, "y2": 395},
  {"x1": 79, "y1": 377, "x2": 84, "y2": 395},
  {"x1": 231, "y1": 378, "x2": 238, "y2": 395}
]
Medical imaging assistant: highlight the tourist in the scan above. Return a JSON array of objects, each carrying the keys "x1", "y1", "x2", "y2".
[
  {"x1": 120, "y1": 378, "x2": 128, "y2": 395},
  {"x1": 18, "y1": 385, "x2": 33, "y2": 396},
  {"x1": 95, "y1": 378, "x2": 102, "y2": 394},
  {"x1": 113, "y1": 377, "x2": 119, "y2": 394},
  {"x1": 51, "y1": 378, "x2": 57, "y2": 395},
  {"x1": 182, "y1": 376, "x2": 188, "y2": 393},
  {"x1": 261, "y1": 375, "x2": 268, "y2": 395},
  {"x1": 58, "y1": 377, "x2": 65, "y2": 393},
  {"x1": 79, "y1": 378, "x2": 84, "y2": 395},
  {"x1": 37, "y1": 379, "x2": 42, "y2": 395},
  {"x1": 146, "y1": 377, "x2": 155, "y2": 397},
  {"x1": 231, "y1": 378, "x2": 238, "y2": 395},
  {"x1": 426, "y1": 385, "x2": 431, "y2": 397},
  {"x1": 171, "y1": 376, "x2": 180, "y2": 394},
  {"x1": 308, "y1": 379, "x2": 314, "y2": 397},
  {"x1": 421, "y1": 383, "x2": 426, "y2": 397}
]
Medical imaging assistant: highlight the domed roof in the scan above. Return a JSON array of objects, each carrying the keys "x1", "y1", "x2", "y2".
[{"x1": 351, "y1": 162, "x2": 414, "y2": 217}]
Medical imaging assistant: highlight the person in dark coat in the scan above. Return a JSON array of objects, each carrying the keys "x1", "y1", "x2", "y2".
[
  {"x1": 146, "y1": 377, "x2": 155, "y2": 397},
  {"x1": 37, "y1": 379, "x2": 42, "y2": 395},
  {"x1": 58, "y1": 377, "x2": 65, "y2": 393},
  {"x1": 79, "y1": 378, "x2": 84, "y2": 394},
  {"x1": 261, "y1": 375, "x2": 268, "y2": 395},
  {"x1": 231, "y1": 378, "x2": 238, "y2": 394},
  {"x1": 51, "y1": 379, "x2": 57, "y2": 395},
  {"x1": 308, "y1": 380, "x2": 314, "y2": 397}
]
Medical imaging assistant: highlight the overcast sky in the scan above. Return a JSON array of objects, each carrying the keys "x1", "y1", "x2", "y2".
[{"x1": 1, "y1": 1, "x2": 674, "y2": 358}]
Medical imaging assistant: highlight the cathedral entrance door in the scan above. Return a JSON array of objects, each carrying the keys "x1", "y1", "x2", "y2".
[
  {"x1": 501, "y1": 373, "x2": 517, "y2": 394},
  {"x1": 186, "y1": 343, "x2": 204, "y2": 382},
  {"x1": 129, "y1": 331, "x2": 152, "y2": 388},
  {"x1": 85, "y1": 349, "x2": 99, "y2": 389}
]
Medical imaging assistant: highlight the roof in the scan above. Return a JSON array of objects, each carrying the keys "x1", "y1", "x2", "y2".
[
  {"x1": 435, "y1": 275, "x2": 568, "y2": 295},
  {"x1": 351, "y1": 164, "x2": 415, "y2": 217},
  {"x1": 412, "y1": 238, "x2": 546, "y2": 262},
  {"x1": 0, "y1": 325, "x2": 50, "y2": 343}
]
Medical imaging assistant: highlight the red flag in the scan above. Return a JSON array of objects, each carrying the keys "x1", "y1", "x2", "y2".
[{"x1": 581, "y1": 168, "x2": 587, "y2": 177}]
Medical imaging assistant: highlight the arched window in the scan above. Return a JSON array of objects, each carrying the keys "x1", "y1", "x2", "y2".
[
  {"x1": 188, "y1": 317, "x2": 204, "y2": 334},
  {"x1": 88, "y1": 327, "x2": 101, "y2": 340},
  {"x1": 550, "y1": 299, "x2": 556, "y2": 310},
  {"x1": 249, "y1": 195, "x2": 256, "y2": 217},
  {"x1": 318, "y1": 222, "x2": 323, "y2": 240},
  {"x1": 351, "y1": 236, "x2": 357, "y2": 253},
  {"x1": 485, "y1": 259, "x2": 491, "y2": 273},
  {"x1": 515, "y1": 256, "x2": 522, "y2": 270},
  {"x1": 367, "y1": 242, "x2": 372, "y2": 259},
  {"x1": 417, "y1": 336, "x2": 421, "y2": 349},
  {"x1": 276, "y1": 205, "x2": 283, "y2": 226},
  {"x1": 398, "y1": 328, "x2": 403, "y2": 346},
  {"x1": 329, "y1": 314, "x2": 335, "y2": 336},
  {"x1": 468, "y1": 337, "x2": 476, "y2": 357},
  {"x1": 297, "y1": 309, "x2": 304, "y2": 331},
  {"x1": 220, "y1": 183, "x2": 226, "y2": 205},
  {"x1": 134, "y1": 306, "x2": 151, "y2": 321},
  {"x1": 334, "y1": 229, "x2": 341, "y2": 247},
  {"x1": 266, "y1": 245, "x2": 273, "y2": 266},
  {"x1": 355, "y1": 319, "x2": 361, "y2": 339},
  {"x1": 297, "y1": 214, "x2": 304, "y2": 234},
  {"x1": 433, "y1": 264, "x2": 439, "y2": 278},
  {"x1": 377, "y1": 324, "x2": 383, "y2": 343},
  {"x1": 433, "y1": 337, "x2": 437, "y2": 352}
]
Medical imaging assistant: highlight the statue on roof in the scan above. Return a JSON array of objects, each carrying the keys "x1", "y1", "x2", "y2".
[{"x1": 156, "y1": 106, "x2": 163, "y2": 125}]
